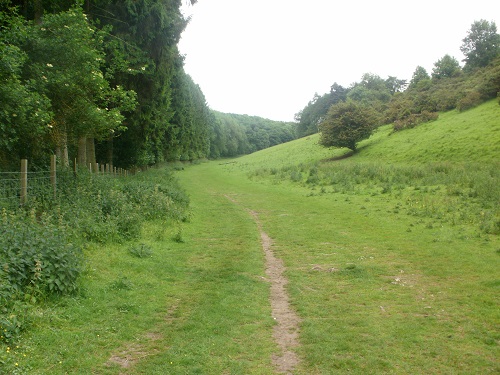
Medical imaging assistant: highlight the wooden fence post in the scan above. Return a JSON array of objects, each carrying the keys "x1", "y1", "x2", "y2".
[
  {"x1": 50, "y1": 155, "x2": 56, "y2": 198},
  {"x1": 20, "y1": 159, "x2": 27, "y2": 205}
]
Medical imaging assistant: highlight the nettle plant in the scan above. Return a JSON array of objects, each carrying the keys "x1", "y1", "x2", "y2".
[
  {"x1": 0, "y1": 210, "x2": 82, "y2": 343},
  {"x1": 0, "y1": 211, "x2": 82, "y2": 297}
]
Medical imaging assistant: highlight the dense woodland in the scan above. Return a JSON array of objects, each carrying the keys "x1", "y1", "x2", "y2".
[{"x1": 0, "y1": 0, "x2": 295, "y2": 170}]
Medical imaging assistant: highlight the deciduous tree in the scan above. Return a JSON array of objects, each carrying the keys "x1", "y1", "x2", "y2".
[
  {"x1": 460, "y1": 20, "x2": 500, "y2": 71},
  {"x1": 432, "y1": 54, "x2": 461, "y2": 79},
  {"x1": 409, "y1": 66, "x2": 430, "y2": 89},
  {"x1": 319, "y1": 100, "x2": 378, "y2": 152}
]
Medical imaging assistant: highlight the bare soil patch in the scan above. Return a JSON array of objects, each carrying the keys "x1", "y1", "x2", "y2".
[{"x1": 249, "y1": 210, "x2": 301, "y2": 374}]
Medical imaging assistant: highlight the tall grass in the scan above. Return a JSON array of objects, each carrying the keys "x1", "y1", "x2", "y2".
[
  {"x1": 249, "y1": 161, "x2": 500, "y2": 234},
  {"x1": 245, "y1": 100, "x2": 500, "y2": 235}
]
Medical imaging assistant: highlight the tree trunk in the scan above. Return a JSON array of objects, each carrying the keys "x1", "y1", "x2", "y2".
[
  {"x1": 77, "y1": 136, "x2": 87, "y2": 167},
  {"x1": 86, "y1": 137, "x2": 96, "y2": 165},
  {"x1": 107, "y1": 135, "x2": 114, "y2": 166},
  {"x1": 34, "y1": 0, "x2": 43, "y2": 24},
  {"x1": 55, "y1": 130, "x2": 69, "y2": 167}
]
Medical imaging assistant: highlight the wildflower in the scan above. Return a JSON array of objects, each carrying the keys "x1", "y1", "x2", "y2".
[{"x1": 47, "y1": 63, "x2": 53, "y2": 67}]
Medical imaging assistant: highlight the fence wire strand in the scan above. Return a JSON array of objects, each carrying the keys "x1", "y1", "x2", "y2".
[{"x1": 1, "y1": 162, "x2": 129, "y2": 210}]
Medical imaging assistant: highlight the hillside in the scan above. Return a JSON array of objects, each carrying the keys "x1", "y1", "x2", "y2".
[
  {"x1": 227, "y1": 100, "x2": 500, "y2": 238},
  {"x1": 237, "y1": 99, "x2": 500, "y2": 171}
]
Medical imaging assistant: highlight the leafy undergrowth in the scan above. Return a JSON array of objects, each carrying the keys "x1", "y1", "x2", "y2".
[{"x1": 0, "y1": 166, "x2": 190, "y2": 373}]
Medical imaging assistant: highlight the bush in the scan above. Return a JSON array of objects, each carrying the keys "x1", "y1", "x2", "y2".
[
  {"x1": 0, "y1": 212, "x2": 82, "y2": 296},
  {"x1": 0, "y1": 212, "x2": 82, "y2": 343},
  {"x1": 393, "y1": 111, "x2": 439, "y2": 131},
  {"x1": 457, "y1": 91, "x2": 482, "y2": 111}
]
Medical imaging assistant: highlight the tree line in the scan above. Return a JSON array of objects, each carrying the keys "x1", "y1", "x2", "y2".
[
  {"x1": 210, "y1": 112, "x2": 295, "y2": 158},
  {"x1": 295, "y1": 20, "x2": 500, "y2": 151},
  {"x1": 0, "y1": 0, "x2": 295, "y2": 171}
]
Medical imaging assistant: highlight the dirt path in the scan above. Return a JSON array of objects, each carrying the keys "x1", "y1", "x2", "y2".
[
  {"x1": 249, "y1": 209, "x2": 301, "y2": 374},
  {"x1": 223, "y1": 193, "x2": 301, "y2": 373}
]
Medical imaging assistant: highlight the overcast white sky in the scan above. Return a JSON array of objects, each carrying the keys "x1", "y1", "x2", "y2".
[{"x1": 179, "y1": 0, "x2": 500, "y2": 121}]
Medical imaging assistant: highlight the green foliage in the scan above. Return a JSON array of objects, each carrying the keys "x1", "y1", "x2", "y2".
[
  {"x1": 319, "y1": 100, "x2": 379, "y2": 151},
  {"x1": 295, "y1": 83, "x2": 349, "y2": 138},
  {"x1": 0, "y1": 211, "x2": 82, "y2": 297},
  {"x1": 461, "y1": 19, "x2": 500, "y2": 70},
  {"x1": 456, "y1": 91, "x2": 482, "y2": 111},
  {"x1": 348, "y1": 73, "x2": 392, "y2": 103},
  {"x1": 409, "y1": 65, "x2": 430, "y2": 88},
  {"x1": 1, "y1": 1, "x2": 214, "y2": 169},
  {"x1": 127, "y1": 243, "x2": 153, "y2": 258},
  {"x1": 0, "y1": 165, "x2": 190, "y2": 345},
  {"x1": 432, "y1": 54, "x2": 461, "y2": 79},
  {"x1": 210, "y1": 111, "x2": 295, "y2": 158},
  {"x1": 0, "y1": 210, "x2": 82, "y2": 344},
  {"x1": 393, "y1": 110, "x2": 439, "y2": 131},
  {"x1": 0, "y1": 10, "x2": 52, "y2": 167},
  {"x1": 26, "y1": 7, "x2": 137, "y2": 141}
]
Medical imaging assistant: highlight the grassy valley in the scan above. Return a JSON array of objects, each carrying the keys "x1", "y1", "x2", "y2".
[{"x1": 2, "y1": 101, "x2": 499, "y2": 374}]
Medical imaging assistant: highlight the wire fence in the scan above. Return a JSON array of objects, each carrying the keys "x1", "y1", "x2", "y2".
[
  {"x1": 0, "y1": 157, "x2": 131, "y2": 210},
  {"x1": 0, "y1": 171, "x2": 20, "y2": 208}
]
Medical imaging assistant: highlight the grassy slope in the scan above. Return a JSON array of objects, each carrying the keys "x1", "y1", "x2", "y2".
[{"x1": 238, "y1": 99, "x2": 500, "y2": 167}]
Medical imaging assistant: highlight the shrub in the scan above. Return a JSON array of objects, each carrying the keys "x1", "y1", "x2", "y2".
[
  {"x1": 0, "y1": 211, "x2": 82, "y2": 343},
  {"x1": 457, "y1": 91, "x2": 482, "y2": 111},
  {"x1": 0, "y1": 213, "x2": 82, "y2": 296},
  {"x1": 393, "y1": 111, "x2": 439, "y2": 131}
]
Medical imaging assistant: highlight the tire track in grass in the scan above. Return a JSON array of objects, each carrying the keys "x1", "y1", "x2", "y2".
[{"x1": 225, "y1": 194, "x2": 301, "y2": 374}]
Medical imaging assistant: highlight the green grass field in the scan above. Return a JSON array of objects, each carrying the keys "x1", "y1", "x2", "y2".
[{"x1": 3, "y1": 100, "x2": 499, "y2": 374}]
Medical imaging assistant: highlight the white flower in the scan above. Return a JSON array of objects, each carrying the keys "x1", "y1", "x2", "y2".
[{"x1": 46, "y1": 63, "x2": 53, "y2": 67}]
